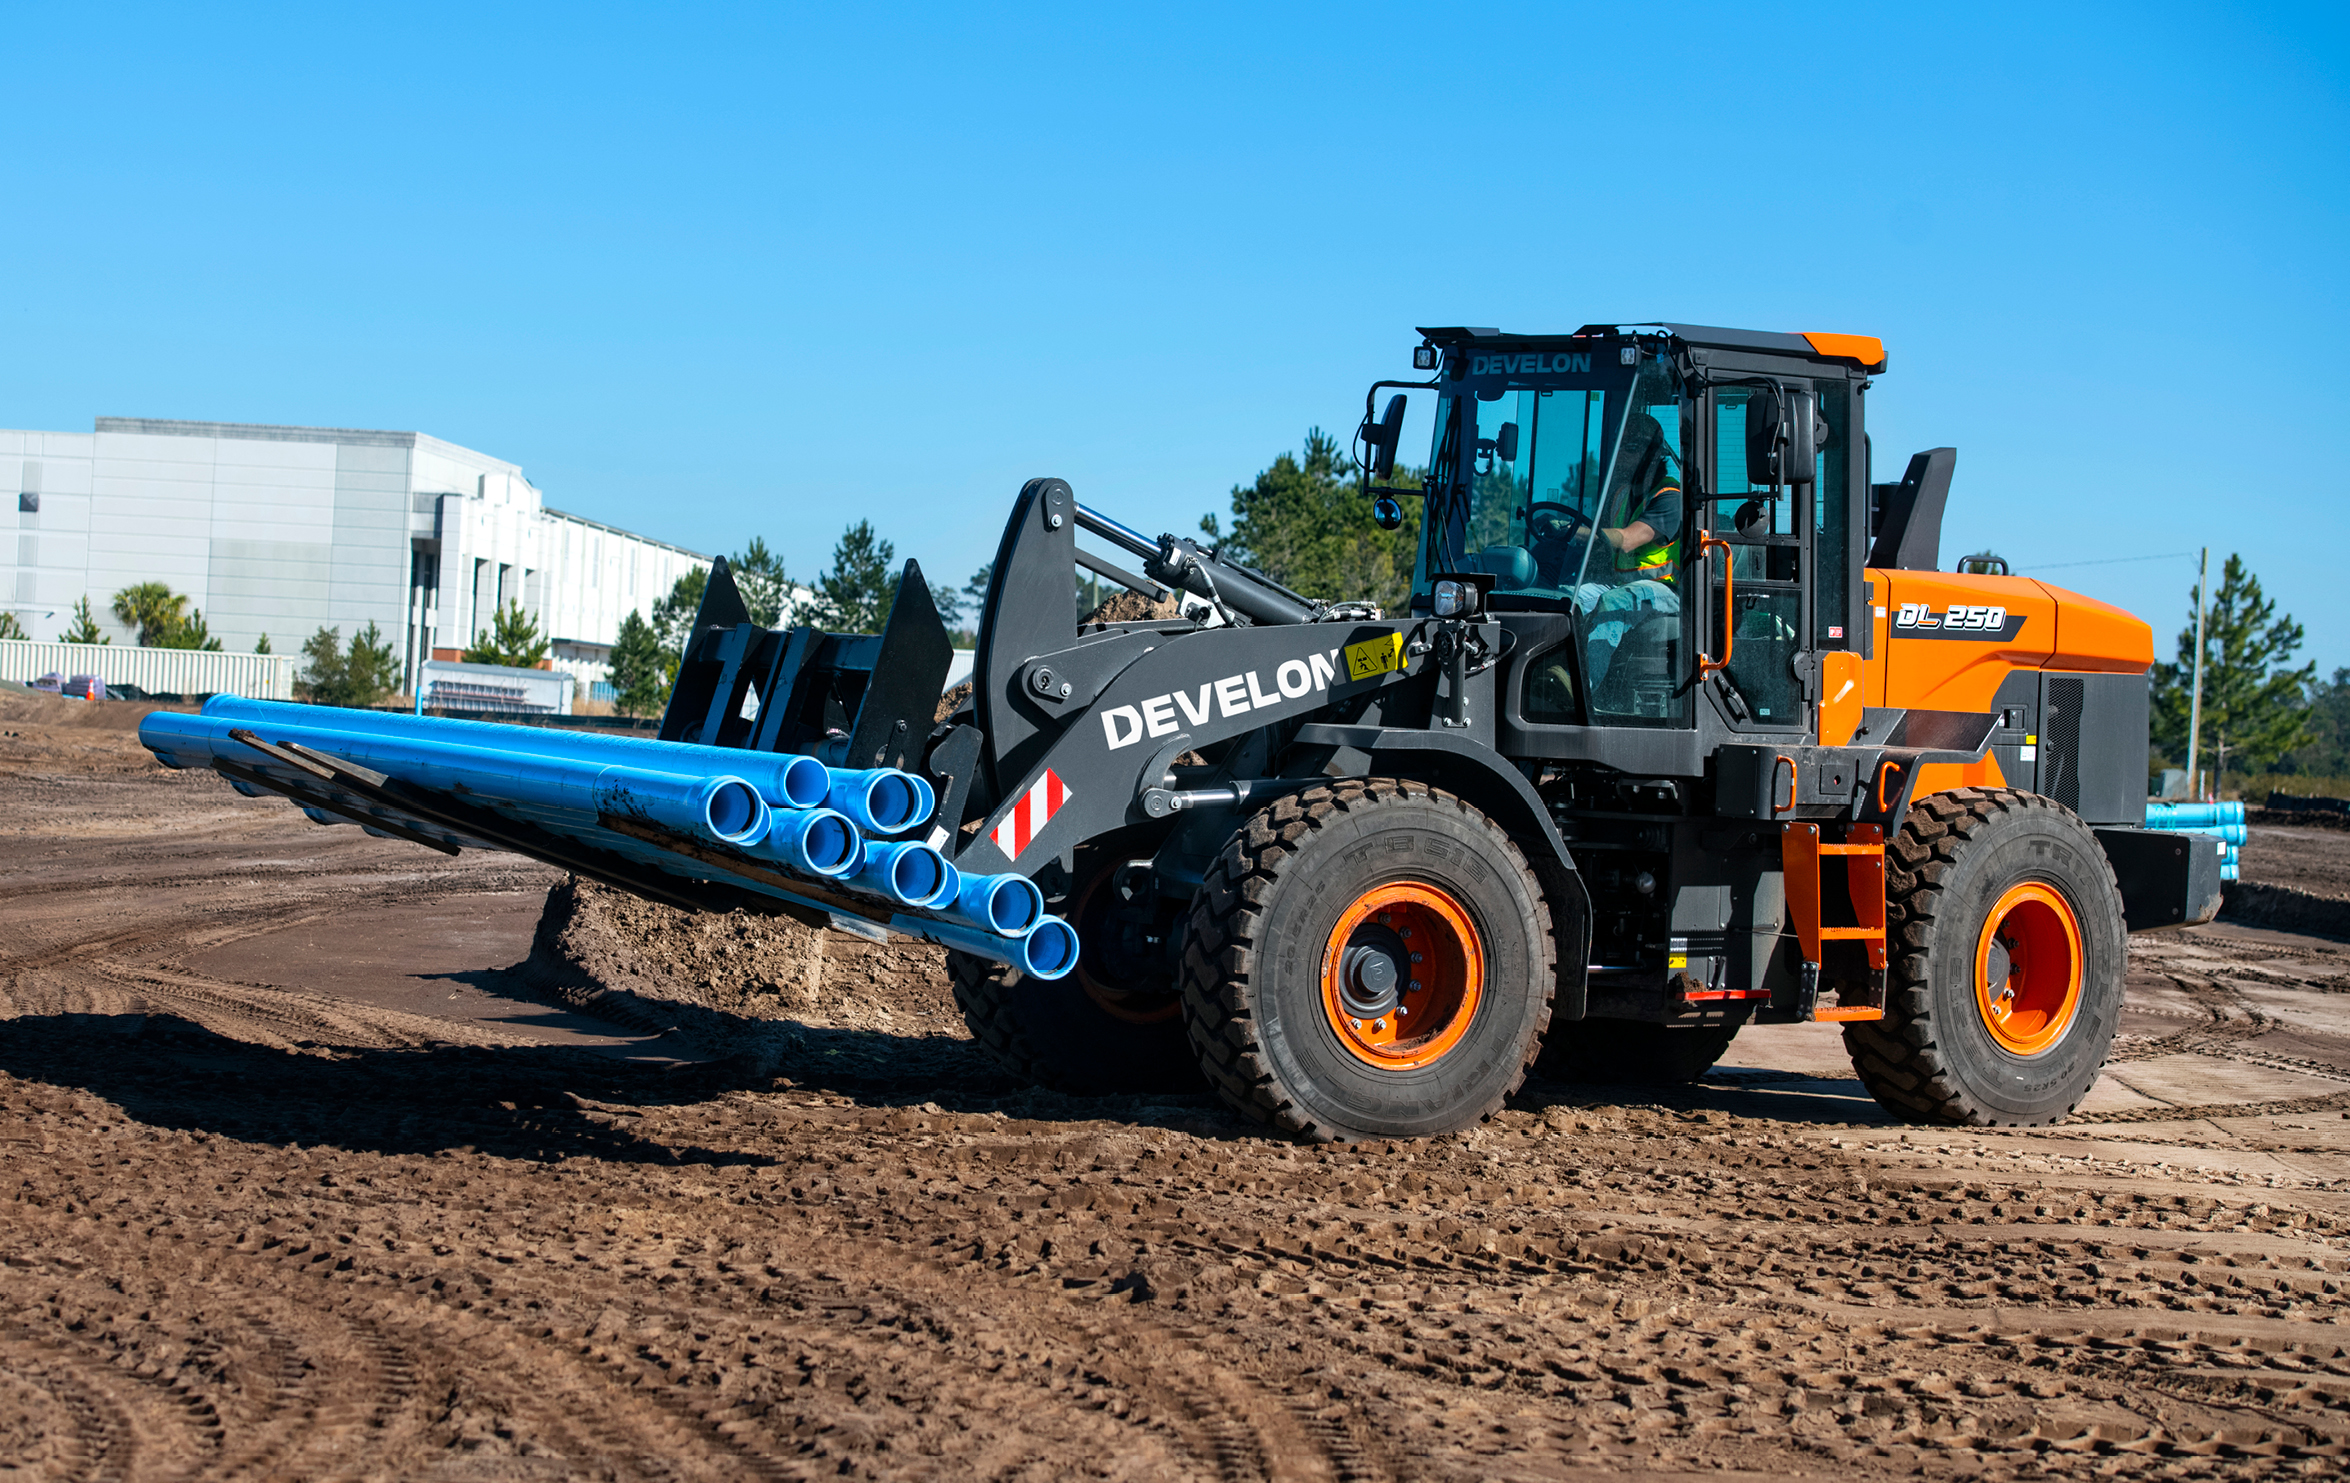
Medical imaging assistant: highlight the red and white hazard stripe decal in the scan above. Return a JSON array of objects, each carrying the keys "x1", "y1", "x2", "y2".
[{"x1": 990, "y1": 769, "x2": 1071, "y2": 861}]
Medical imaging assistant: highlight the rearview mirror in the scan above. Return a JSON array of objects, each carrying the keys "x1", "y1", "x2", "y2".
[
  {"x1": 1372, "y1": 494, "x2": 1404, "y2": 530},
  {"x1": 1494, "y1": 421, "x2": 1519, "y2": 464},
  {"x1": 1366, "y1": 394, "x2": 1407, "y2": 479},
  {"x1": 1742, "y1": 388, "x2": 1818, "y2": 487}
]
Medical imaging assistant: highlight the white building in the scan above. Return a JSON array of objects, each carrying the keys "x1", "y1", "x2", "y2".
[{"x1": 2, "y1": 417, "x2": 706, "y2": 698}]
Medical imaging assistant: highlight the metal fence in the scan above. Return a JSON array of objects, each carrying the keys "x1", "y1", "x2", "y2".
[{"x1": 0, "y1": 640, "x2": 295, "y2": 700}]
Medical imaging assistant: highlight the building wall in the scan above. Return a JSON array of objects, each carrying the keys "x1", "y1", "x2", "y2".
[{"x1": 0, "y1": 419, "x2": 704, "y2": 699}]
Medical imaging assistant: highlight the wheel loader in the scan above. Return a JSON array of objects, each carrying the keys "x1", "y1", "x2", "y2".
[
  {"x1": 638, "y1": 320, "x2": 2220, "y2": 1140},
  {"x1": 167, "y1": 321, "x2": 2221, "y2": 1141}
]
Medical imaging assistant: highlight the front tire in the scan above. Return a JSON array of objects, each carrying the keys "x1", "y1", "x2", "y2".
[
  {"x1": 948, "y1": 846, "x2": 1200, "y2": 1095},
  {"x1": 1179, "y1": 780, "x2": 1556, "y2": 1141},
  {"x1": 1844, "y1": 788, "x2": 2124, "y2": 1126}
]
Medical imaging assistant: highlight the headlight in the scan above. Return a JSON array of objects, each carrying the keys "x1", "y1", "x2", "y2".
[{"x1": 1432, "y1": 580, "x2": 1473, "y2": 617}]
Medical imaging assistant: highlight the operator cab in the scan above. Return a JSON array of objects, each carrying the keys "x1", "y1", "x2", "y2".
[{"x1": 1373, "y1": 324, "x2": 1881, "y2": 752}]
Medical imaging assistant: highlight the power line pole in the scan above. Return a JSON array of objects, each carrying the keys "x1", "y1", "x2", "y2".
[{"x1": 2187, "y1": 547, "x2": 2208, "y2": 801}]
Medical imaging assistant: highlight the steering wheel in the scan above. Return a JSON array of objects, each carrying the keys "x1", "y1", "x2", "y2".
[{"x1": 1527, "y1": 501, "x2": 1591, "y2": 545}]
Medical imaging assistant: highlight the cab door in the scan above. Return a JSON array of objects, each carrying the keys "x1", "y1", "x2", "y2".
[{"x1": 1700, "y1": 384, "x2": 1813, "y2": 731}]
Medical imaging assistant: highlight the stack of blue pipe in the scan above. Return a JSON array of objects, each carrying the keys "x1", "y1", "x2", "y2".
[
  {"x1": 138, "y1": 697, "x2": 1079, "y2": 978},
  {"x1": 2144, "y1": 800, "x2": 2244, "y2": 882}
]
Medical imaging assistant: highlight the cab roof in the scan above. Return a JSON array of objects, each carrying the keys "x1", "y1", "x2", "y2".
[{"x1": 1414, "y1": 323, "x2": 1886, "y2": 374}]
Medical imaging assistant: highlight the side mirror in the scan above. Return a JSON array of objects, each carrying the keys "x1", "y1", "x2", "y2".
[
  {"x1": 1372, "y1": 494, "x2": 1404, "y2": 530},
  {"x1": 1742, "y1": 388, "x2": 1818, "y2": 486},
  {"x1": 1494, "y1": 420, "x2": 1519, "y2": 464},
  {"x1": 1367, "y1": 394, "x2": 1407, "y2": 479}
]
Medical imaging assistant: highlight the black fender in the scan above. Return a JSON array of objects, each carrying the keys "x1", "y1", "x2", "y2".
[{"x1": 1293, "y1": 722, "x2": 1591, "y2": 1021}]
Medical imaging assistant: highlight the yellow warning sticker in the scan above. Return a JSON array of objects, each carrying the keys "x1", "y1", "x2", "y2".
[
  {"x1": 1668, "y1": 954, "x2": 1688, "y2": 970},
  {"x1": 1344, "y1": 632, "x2": 1405, "y2": 682}
]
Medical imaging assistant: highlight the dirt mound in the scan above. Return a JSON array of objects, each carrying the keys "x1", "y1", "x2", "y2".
[
  {"x1": 1084, "y1": 588, "x2": 1183, "y2": 625},
  {"x1": 521, "y1": 874, "x2": 965, "y2": 1042}
]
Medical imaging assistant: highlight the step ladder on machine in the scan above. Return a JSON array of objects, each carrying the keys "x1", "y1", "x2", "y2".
[{"x1": 1781, "y1": 822, "x2": 1889, "y2": 1023}]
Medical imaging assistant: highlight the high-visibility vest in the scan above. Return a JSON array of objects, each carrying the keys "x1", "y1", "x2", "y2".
[{"x1": 1611, "y1": 478, "x2": 1681, "y2": 579}]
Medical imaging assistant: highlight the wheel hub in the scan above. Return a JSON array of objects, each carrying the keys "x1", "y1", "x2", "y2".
[
  {"x1": 1320, "y1": 883, "x2": 1485, "y2": 1070},
  {"x1": 1335, "y1": 925, "x2": 1407, "y2": 1020}
]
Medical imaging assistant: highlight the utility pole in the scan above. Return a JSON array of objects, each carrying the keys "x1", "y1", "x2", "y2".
[{"x1": 2187, "y1": 547, "x2": 2208, "y2": 801}]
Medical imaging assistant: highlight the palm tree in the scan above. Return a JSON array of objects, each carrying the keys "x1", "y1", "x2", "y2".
[{"x1": 111, "y1": 582, "x2": 189, "y2": 646}]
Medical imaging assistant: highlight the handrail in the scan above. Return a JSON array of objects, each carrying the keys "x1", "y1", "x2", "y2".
[{"x1": 1696, "y1": 535, "x2": 1734, "y2": 677}]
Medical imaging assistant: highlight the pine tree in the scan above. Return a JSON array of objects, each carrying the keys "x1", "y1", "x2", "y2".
[
  {"x1": 607, "y1": 610, "x2": 670, "y2": 718},
  {"x1": 298, "y1": 622, "x2": 400, "y2": 708},
  {"x1": 810, "y1": 521, "x2": 898, "y2": 635},
  {"x1": 729, "y1": 539, "x2": 792, "y2": 628},
  {"x1": 0, "y1": 611, "x2": 26, "y2": 641},
  {"x1": 255, "y1": 633, "x2": 272, "y2": 654},
  {"x1": 2151, "y1": 554, "x2": 2315, "y2": 781},
  {"x1": 62, "y1": 596, "x2": 107, "y2": 644},
  {"x1": 157, "y1": 607, "x2": 224, "y2": 651},
  {"x1": 1217, "y1": 428, "x2": 1423, "y2": 616},
  {"x1": 463, "y1": 601, "x2": 551, "y2": 668}
]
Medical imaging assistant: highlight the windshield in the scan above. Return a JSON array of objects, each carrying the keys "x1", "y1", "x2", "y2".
[{"x1": 1419, "y1": 354, "x2": 1684, "y2": 605}]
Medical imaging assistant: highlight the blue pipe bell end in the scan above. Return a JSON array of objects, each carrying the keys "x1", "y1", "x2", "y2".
[
  {"x1": 826, "y1": 767, "x2": 930, "y2": 834},
  {"x1": 855, "y1": 840, "x2": 956, "y2": 907},
  {"x1": 906, "y1": 913, "x2": 1081, "y2": 980},
  {"x1": 1018, "y1": 916, "x2": 1080, "y2": 979},
  {"x1": 759, "y1": 807, "x2": 863, "y2": 877},
  {"x1": 698, "y1": 777, "x2": 772, "y2": 845},
  {"x1": 772, "y1": 754, "x2": 831, "y2": 811},
  {"x1": 947, "y1": 871, "x2": 1045, "y2": 936}
]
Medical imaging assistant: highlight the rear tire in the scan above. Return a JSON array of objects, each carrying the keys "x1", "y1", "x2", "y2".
[
  {"x1": 1844, "y1": 788, "x2": 2124, "y2": 1126},
  {"x1": 1541, "y1": 1019, "x2": 1741, "y2": 1085},
  {"x1": 1179, "y1": 779, "x2": 1555, "y2": 1141},
  {"x1": 948, "y1": 846, "x2": 1200, "y2": 1095}
]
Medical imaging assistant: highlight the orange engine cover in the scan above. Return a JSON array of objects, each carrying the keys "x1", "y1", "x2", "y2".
[{"x1": 1864, "y1": 569, "x2": 2153, "y2": 794}]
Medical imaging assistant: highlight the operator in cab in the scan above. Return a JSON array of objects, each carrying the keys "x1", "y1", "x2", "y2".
[{"x1": 1529, "y1": 410, "x2": 1682, "y2": 688}]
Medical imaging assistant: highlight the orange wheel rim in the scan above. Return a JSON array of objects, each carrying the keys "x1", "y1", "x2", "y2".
[
  {"x1": 1320, "y1": 882, "x2": 1484, "y2": 1070},
  {"x1": 1973, "y1": 881, "x2": 2084, "y2": 1056}
]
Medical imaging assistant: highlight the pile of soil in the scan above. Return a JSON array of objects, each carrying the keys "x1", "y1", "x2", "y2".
[{"x1": 525, "y1": 876, "x2": 960, "y2": 1038}]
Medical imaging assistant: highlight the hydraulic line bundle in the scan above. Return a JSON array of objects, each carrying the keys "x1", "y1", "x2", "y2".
[{"x1": 139, "y1": 696, "x2": 1079, "y2": 978}]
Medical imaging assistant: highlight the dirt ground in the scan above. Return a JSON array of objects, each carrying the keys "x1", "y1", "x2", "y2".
[{"x1": 3, "y1": 690, "x2": 2348, "y2": 1480}]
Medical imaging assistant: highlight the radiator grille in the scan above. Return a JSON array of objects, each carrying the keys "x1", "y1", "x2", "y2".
[{"x1": 2046, "y1": 677, "x2": 2084, "y2": 809}]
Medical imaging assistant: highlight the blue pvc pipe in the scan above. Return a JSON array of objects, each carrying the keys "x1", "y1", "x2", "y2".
[
  {"x1": 2145, "y1": 801, "x2": 2246, "y2": 830},
  {"x1": 826, "y1": 768, "x2": 933, "y2": 834},
  {"x1": 140, "y1": 709, "x2": 773, "y2": 846},
  {"x1": 854, "y1": 840, "x2": 957, "y2": 907},
  {"x1": 905, "y1": 913, "x2": 1080, "y2": 980},
  {"x1": 195, "y1": 696, "x2": 836, "y2": 810},
  {"x1": 935, "y1": 871, "x2": 1045, "y2": 936},
  {"x1": 753, "y1": 807, "x2": 864, "y2": 877}
]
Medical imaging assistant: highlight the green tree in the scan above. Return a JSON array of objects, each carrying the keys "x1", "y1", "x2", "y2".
[
  {"x1": 809, "y1": 520, "x2": 898, "y2": 635},
  {"x1": 1217, "y1": 428, "x2": 1422, "y2": 616},
  {"x1": 463, "y1": 601, "x2": 551, "y2": 668},
  {"x1": 298, "y1": 622, "x2": 400, "y2": 708},
  {"x1": 0, "y1": 611, "x2": 26, "y2": 641},
  {"x1": 729, "y1": 539, "x2": 792, "y2": 628},
  {"x1": 652, "y1": 567, "x2": 707, "y2": 651},
  {"x1": 62, "y1": 596, "x2": 107, "y2": 645},
  {"x1": 2151, "y1": 554, "x2": 2315, "y2": 783},
  {"x1": 254, "y1": 632, "x2": 272, "y2": 654},
  {"x1": 2277, "y1": 667, "x2": 2350, "y2": 779},
  {"x1": 112, "y1": 581, "x2": 190, "y2": 646},
  {"x1": 156, "y1": 607, "x2": 224, "y2": 651},
  {"x1": 607, "y1": 609, "x2": 670, "y2": 717},
  {"x1": 935, "y1": 562, "x2": 992, "y2": 644}
]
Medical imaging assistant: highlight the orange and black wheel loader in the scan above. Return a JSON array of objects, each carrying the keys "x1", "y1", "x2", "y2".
[{"x1": 643, "y1": 323, "x2": 2223, "y2": 1138}]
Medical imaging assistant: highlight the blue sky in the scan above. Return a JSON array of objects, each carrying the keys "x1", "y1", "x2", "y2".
[{"x1": 3, "y1": 3, "x2": 2344, "y2": 666}]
